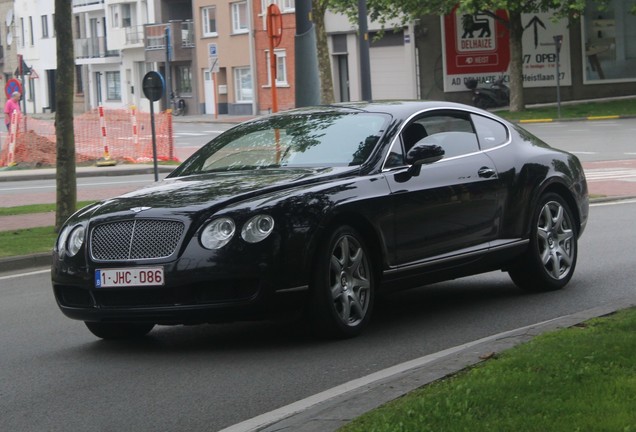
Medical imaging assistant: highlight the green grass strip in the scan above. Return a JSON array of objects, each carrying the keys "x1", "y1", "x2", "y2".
[
  {"x1": 0, "y1": 201, "x2": 95, "y2": 217},
  {"x1": 497, "y1": 98, "x2": 636, "y2": 121},
  {"x1": 0, "y1": 226, "x2": 58, "y2": 257},
  {"x1": 340, "y1": 308, "x2": 636, "y2": 432}
]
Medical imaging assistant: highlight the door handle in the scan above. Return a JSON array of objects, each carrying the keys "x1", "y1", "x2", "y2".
[{"x1": 478, "y1": 167, "x2": 497, "y2": 178}]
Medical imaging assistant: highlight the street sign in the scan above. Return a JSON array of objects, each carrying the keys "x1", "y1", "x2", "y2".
[
  {"x1": 142, "y1": 71, "x2": 165, "y2": 102},
  {"x1": 5, "y1": 78, "x2": 22, "y2": 99},
  {"x1": 208, "y1": 43, "x2": 218, "y2": 57},
  {"x1": 208, "y1": 57, "x2": 220, "y2": 74}
]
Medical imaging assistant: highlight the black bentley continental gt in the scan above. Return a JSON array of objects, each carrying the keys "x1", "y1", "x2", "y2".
[{"x1": 52, "y1": 101, "x2": 588, "y2": 339}]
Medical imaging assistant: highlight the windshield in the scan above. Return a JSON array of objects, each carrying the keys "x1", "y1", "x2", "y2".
[{"x1": 171, "y1": 112, "x2": 390, "y2": 176}]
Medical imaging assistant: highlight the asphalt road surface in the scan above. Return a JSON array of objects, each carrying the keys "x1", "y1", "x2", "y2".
[{"x1": 2, "y1": 199, "x2": 635, "y2": 431}]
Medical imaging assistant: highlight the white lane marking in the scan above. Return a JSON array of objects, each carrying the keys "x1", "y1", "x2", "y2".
[
  {"x1": 585, "y1": 168, "x2": 636, "y2": 181},
  {"x1": 1, "y1": 179, "x2": 153, "y2": 191},
  {"x1": 0, "y1": 269, "x2": 50, "y2": 281}
]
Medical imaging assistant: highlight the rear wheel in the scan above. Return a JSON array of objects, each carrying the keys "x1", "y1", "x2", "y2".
[
  {"x1": 310, "y1": 226, "x2": 375, "y2": 339},
  {"x1": 84, "y1": 322, "x2": 155, "y2": 340},
  {"x1": 474, "y1": 95, "x2": 494, "y2": 109},
  {"x1": 509, "y1": 193, "x2": 578, "y2": 291}
]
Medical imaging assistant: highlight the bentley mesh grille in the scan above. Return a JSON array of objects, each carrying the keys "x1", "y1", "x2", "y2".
[{"x1": 91, "y1": 219, "x2": 185, "y2": 261}]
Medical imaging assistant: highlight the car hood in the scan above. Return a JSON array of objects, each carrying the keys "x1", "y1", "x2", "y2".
[{"x1": 86, "y1": 167, "x2": 357, "y2": 217}]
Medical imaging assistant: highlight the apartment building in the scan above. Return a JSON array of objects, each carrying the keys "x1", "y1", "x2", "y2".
[
  {"x1": 253, "y1": 0, "x2": 296, "y2": 114},
  {"x1": 192, "y1": 0, "x2": 253, "y2": 115},
  {"x1": 7, "y1": 0, "x2": 57, "y2": 114}
]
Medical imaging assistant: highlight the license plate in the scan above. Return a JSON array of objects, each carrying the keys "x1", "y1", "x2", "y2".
[{"x1": 95, "y1": 267, "x2": 165, "y2": 288}]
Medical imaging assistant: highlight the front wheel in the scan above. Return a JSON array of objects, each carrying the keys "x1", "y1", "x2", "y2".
[
  {"x1": 84, "y1": 322, "x2": 155, "y2": 340},
  {"x1": 310, "y1": 226, "x2": 375, "y2": 339},
  {"x1": 508, "y1": 193, "x2": 578, "y2": 291}
]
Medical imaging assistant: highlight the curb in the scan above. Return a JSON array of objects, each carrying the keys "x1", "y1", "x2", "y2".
[
  {"x1": 0, "y1": 165, "x2": 175, "y2": 182},
  {"x1": 0, "y1": 252, "x2": 51, "y2": 273},
  {"x1": 230, "y1": 299, "x2": 636, "y2": 432},
  {"x1": 517, "y1": 114, "x2": 636, "y2": 124}
]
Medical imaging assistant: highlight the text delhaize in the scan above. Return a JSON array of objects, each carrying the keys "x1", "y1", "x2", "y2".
[{"x1": 460, "y1": 39, "x2": 493, "y2": 49}]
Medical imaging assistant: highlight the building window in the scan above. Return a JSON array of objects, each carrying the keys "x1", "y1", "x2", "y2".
[
  {"x1": 582, "y1": 1, "x2": 636, "y2": 83},
  {"x1": 176, "y1": 65, "x2": 192, "y2": 94},
  {"x1": 106, "y1": 71, "x2": 121, "y2": 100},
  {"x1": 41, "y1": 15, "x2": 49, "y2": 38},
  {"x1": 122, "y1": 4, "x2": 132, "y2": 27},
  {"x1": 234, "y1": 67, "x2": 253, "y2": 102},
  {"x1": 76, "y1": 65, "x2": 84, "y2": 95},
  {"x1": 29, "y1": 16, "x2": 34, "y2": 45},
  {"x1": 20, "y1": 17, "x2": 25, "y2": 47},
  {"x1": 265, "y1": 49, "x2": 287, "y2": 86},
  {"x1": 261, "y1": 0, "x2": 295, "y2": 13},
  {"x1": 202, "y1": 6, "x2": 217, "y2": 37},
  {"x1": 110, "y1": 3, "x2": 134, "y2": 28},
  {"x1": 231, "y1": 2, "x2": 248, "y2": 34}
]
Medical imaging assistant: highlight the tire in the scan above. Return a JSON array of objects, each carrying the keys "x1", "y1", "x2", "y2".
[
  {"x1": 474, "y1": 95, "x2": 494, "y2": 110},
  {"x1": 310, "y1": 226, "x2": 375, "y2": 339},
  {"x1": 508, "y1": 193, "x2": 578, "y2": 291},
  {"x1": 84, "y1": 322, "x2": 155, "y2": 340}
]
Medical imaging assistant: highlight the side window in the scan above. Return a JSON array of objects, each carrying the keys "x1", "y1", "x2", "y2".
[
  {"x1": 471, "y1": 114, "x2": 509, "y2": 150},
  {"x1": 416, "y1": 111, "x2": 479, "y2": 159}
]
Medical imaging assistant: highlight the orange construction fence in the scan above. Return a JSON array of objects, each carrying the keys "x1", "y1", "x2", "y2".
[{"x1": 0, "y1": 107, "x2": 177, "y2": 167}]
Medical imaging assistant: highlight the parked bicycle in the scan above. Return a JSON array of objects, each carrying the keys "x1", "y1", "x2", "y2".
[{"x1": 170, "y1": 92, "x2": 187, "y2": 116}]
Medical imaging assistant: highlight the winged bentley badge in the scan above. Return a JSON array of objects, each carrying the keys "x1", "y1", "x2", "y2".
[{"x1": 130, "y1": 206, "x2": 152, "y2": 213}]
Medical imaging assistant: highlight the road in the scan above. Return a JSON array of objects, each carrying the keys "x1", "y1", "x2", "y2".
[
  {"x1": 524, "y1": 118, "x2": 636, "y2": 162},
  {"x1": 1, "y1": 199, "x2": 636, "y2": 431}
]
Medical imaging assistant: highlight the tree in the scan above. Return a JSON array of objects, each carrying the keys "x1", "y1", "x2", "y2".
[
  {"x1": 327, "y1": 0, "x2": 594, "y2": 112},
  {"x1": 54, "y1": 0, "x2": 77, "y2": 230},
  {"x1": 313, "y1": 0, "x2": 336, "y2": 104}
]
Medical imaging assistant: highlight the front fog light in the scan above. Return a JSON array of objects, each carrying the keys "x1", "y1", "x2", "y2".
[
  {"x1": 201, "y1": 217, "x2": 236, "y2": 249},
  {"x1": 241, "y1": 215, "x2": 275, "y2": 243},
  {"x1": 67, "y1": 225, "x2": 86, "y2": 257}
]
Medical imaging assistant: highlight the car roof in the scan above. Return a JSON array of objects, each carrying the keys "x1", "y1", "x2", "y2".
[{"x1": 274, "y1": 100, "x2": 486, "y2": 122}]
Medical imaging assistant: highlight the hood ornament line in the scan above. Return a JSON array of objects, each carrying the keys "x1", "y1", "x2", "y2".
[{"x1": 130, "y1": 206, "x2": 152, "y2": 213}]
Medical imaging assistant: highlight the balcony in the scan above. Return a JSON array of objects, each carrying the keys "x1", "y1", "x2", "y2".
[
  {"x1": 125, "y1": 25, "x2": 145, "y2": 46},
  {"x1": 75, "y1": 36, "x2": 120, "y2": 62},
  {"x1": 72, "y1": 0, "x2": 104, "y2": 12},
  {"x1": 144, "y1": 20, "x2": 194, "y2": 63}
]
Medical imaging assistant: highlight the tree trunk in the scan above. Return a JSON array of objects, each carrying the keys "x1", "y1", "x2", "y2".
[
  {"x1": 54, "y1": 0, "x2": 77, "y2": 231},
  {"x1": 313, "y1": 0, "x2": 335, "y2": 104},
  {"x1": 508, "y1": 9, "x2": 525, "y2": 112}
]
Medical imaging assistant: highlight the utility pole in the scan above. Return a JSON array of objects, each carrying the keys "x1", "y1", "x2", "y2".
[
  {"x1": 165, "y1": 26, "x2": 172, "y2": 111},
  {"x1": 358, "y1": 0, "x2": 372, "y2": 101},
  {"x1": 295, "y1": 0, "x2": 320, "y2": 107}
]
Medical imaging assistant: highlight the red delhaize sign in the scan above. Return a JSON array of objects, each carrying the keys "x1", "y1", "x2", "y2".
[{"x1": 443, "y1": 7, "x2": 510, "y2": 92}]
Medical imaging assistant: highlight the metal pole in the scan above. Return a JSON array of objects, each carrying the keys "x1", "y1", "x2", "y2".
[
  {"x1": 358, "y1": 0, "x2": 372, "y2": 101},
  {"x1": 165, "y1": 26, "x2": 172, "y2": 112},
  {"x1": 294, "y1": 0, "x2": 320, "y2": 107},
  {"x1": 554, "y1": 35, "x2": 562, "y2": 119},
  {"x1": 149, "y1": 99, "x2": 158, "y2": 182}
]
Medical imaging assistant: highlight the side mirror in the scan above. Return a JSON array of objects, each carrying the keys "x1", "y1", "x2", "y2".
[
  {"x1": 406, "y1": 143, "x2": 444, "y2": 167},
  {"x1": 396, "y1": 144, "x2": 444, "y2": 180}
]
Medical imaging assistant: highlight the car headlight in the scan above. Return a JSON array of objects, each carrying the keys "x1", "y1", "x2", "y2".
[
  {"x1": 201, "y1": 217, "x2": 236, "y2": 249},
  {"x1": 67, "y1": 225, "x2": 86, "y2": 257},
  {"x1": 56, "y1": 226, "x2": 71, "y2": 253},
  {"x1": 241, "y1": 215, "x2": 275, "y2": 243}
]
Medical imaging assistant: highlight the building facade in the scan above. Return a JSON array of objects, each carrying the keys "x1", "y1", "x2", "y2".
[
  {"x1": 2, "y1": 0, "x2": 635, "y2": 117},
  {"x1": 192, "y1": 0, "x2": 253, "y2": 116}
]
